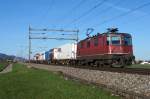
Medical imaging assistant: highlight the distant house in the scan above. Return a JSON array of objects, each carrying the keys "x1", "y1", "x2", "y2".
[{"x1": 140, "y1": 61, "x2": 150, "y2": 65}]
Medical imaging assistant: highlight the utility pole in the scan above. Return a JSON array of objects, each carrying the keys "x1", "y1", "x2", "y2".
[
  {"x1": 29, "y1": 26, "x2": 31, "y2": 63},
  {"x1": 28, "y1": 26, "x2": 79, "y2": 63}
]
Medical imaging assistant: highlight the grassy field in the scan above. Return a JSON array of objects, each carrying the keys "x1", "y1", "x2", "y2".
[
  {"x1": 128, "y1": 64, "x2": 150, "y2": 69},
  {"x1": 0, "y1": 63, "x2": 120, "y2": 99},
  {"x1": 0, "y1": 62, "x2": 8, "y2": 71}
]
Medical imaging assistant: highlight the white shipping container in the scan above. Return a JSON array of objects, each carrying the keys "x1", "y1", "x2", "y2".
[
  {"x1": 53, "y1": 48, "x2": 59, "y2": 60},
  {"x1": 41, "y1": 52, "x2": 45, "y2": 60},
  {"x1": 53, "y1": 43, "x2": 77, "y2": 60}
]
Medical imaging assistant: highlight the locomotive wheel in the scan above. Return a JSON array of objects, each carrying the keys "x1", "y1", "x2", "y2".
[
  {"x1": 112, "y1": 58, "x2": 125, "y2": 68},
  {"x1": 95, "y1": 61, "x2": 104, "y2": 68},
  {"x1": 77, "y1": 60, "x2": 83, "y2": 66},
  {"x1": 126, "y1": 58, "x2": 133, "y2": 65},
  {"x1": 95, "y1": 61, "x2": 99, "y2": 67}
]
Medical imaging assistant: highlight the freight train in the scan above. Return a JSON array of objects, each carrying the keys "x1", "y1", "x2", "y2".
[{"x1": 32, "y1": 28, "x2": 135, "y2": 68}]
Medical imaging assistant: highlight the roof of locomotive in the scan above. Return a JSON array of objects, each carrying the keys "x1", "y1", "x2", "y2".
[{"x1": 78, "y1": 32, "x2": 131, "y2": 43}]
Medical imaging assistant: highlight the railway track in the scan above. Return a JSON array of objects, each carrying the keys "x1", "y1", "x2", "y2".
[
  {"x1": 78, "y1": 66, "x2": 150, "y2": 75},
  {"x1": 30, "y1": 62, "x2": 150, "y2": 75},
  {"x1": 45, "y1": 64, "x2": 150, "y2": 75},
  {"x1": 73, "y1": 66, "x2": 150, "y2": 75}
]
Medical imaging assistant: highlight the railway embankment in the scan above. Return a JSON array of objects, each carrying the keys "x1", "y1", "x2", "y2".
[
  {"x1": 0, "y1": 62, "x2": 11, "y2": 72},
  {"x1": 26, "y1": 63, "x2": 150, "y2": 99},
  {"x1": 0, "y1": 64, "x2": 12, "y2": 74}
]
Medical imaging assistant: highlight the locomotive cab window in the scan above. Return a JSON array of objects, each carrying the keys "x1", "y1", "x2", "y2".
[
  {"x1": 124, "y1": 36, "x2": 132, "y2": 45},
  {"x1": 111, "y1": 36, "x2": 121, "y2": 45},
  {"x1": 107, "y1": 36, "x2": 121, "y2": 45}
]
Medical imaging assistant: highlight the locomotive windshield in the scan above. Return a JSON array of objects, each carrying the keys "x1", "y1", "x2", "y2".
[
  {"x1": 107, "y1": 34, "x2": 132, "y2": 46},
  {"x1": 107, "y1": 36, "x2": 121, "y2": 45},
  {"x1": 111, "y1": 36, "x2": 121, "y2": 45},
  {"x1": 124, "y1": 36, "x2": 132, "y2": 45}
]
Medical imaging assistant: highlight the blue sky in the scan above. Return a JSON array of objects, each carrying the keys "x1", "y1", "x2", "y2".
[{"x1": 0, "y1": 0, "x2": 150, "y2": 60}]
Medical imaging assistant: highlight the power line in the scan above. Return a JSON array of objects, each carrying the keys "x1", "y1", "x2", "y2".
[
  {"x1": 67, "y1": 0, "x2": 109, "y2": 26},
  {"x1": 93, "y1": 1, "x2": 150, "y2": 27},
  {"x1": 61, "y1": 0, "x2": 86, "y2": 21},
  {"x1": 70, "y1": 0, "x2": 86, "y2": 11},
  {"x1": 120, "y1": 12, "x2": 150, "y2": 25},
  {"x1": 92, "y1": 0, "x2": 123, "y2": 18},
  {"x1": 79, "y1": 0, "x2": 122, "y2": 27},
  {"x1": 40, "y1": 0, "x2": 54, "y2": 26}
]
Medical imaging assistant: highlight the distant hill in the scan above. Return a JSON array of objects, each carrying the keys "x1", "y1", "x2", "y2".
[
  {"x1": 0, "y1": 53, "x2": 26, "y2": 62},
  {"x1": 0, "y1": 53, "x2": 16, "y2": 61}
]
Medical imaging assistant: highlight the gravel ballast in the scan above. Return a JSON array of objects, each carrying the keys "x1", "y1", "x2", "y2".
[{"x1": 27, "y1": 63, "x2": 150, "y2": 98}]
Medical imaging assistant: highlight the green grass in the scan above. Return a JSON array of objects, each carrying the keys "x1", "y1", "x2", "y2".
[
  {"x1": 127, "y1": 64, "x2": 150, "y2": 69},
  {"x1": 0, "y1": 63, "x2": 120, "y2": 99},
  {"x1": 0, "y1": 62, "x2": 8, "y2": 71}
]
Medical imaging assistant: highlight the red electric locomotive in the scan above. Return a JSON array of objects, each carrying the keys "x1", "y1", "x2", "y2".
[{"x1": 77, "y1": 28, "x2": 135, "y2": 67}]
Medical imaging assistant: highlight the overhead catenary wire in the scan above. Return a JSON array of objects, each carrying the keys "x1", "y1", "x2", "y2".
[
  {"x1": 66, "y1": 0, "x2": 109, "y2": 26},
  {"x1": 73, "y1": 0, "x2": 122, "y2": 35},
  {"x1": 79, "y1": 0, "x2": 122, "y2": 27},
  {"x1": 93, "y1": 1, "x2": 150, "y2": 27},
  {"x1": 96, "y1": 0, "x2": 125, "y2": 15},
  {"x1": 121, "y1": 12, "x2": 150, "y2": 25},
  {"x1": 40, "y1": 0, "x2": 54, "y2": 26},
  {"x1": 61, "y1": 0, "x2": 86, "y2": 21}
]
